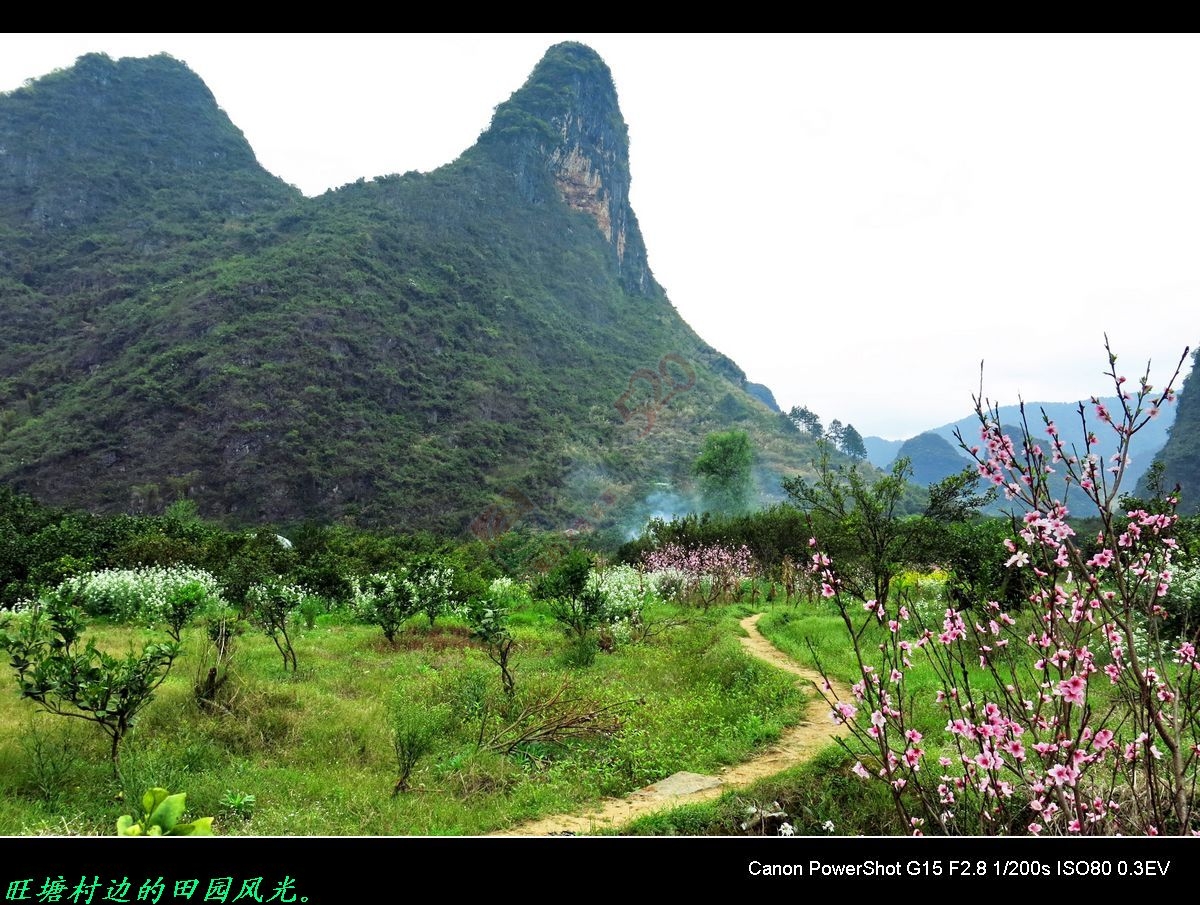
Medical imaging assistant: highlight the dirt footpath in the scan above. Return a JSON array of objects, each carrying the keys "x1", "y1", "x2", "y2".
[{"x1": 488, "y1": 612, "x2": 850, "y2": 836}]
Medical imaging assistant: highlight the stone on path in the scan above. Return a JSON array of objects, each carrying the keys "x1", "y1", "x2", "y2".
[{"x1": 629, "y1": 771, "x2": 722, "y2": 799}]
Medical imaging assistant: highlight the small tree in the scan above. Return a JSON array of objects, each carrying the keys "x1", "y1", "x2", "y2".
[
  {"x1": 161, "y1": 579, "x2": 220, "y2": 643},
  {"x1": 0, "y1": 591, "x2": 178, "y2": 773},
  {"x1": 352, "y1": 572, "x2": 418, "y2": 644},
  {"x1": 464, "y1": 578, "x2": 521, "y2": 698},
  {"x1": 783, "y1": 446, "x2": 920, "y2": 607},
  {"x1": 246, "y1": 579, "x2": 302, "y2": 672},
  {"x1": 533, "y1": 548, "x2": 607, "y2": 642}
]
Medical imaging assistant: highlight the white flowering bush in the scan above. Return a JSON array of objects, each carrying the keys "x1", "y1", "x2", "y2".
[
  {"x1": 485, "y1": 576, "x2": 531, "y2": 610},
  {"x1": 54, "y1": 566, "x2": 225, "y2": 632},
  {"x1": 352, "y1": 558, "x2": 465, "y2": 638},
  {"x1": 644, "y1": 568, "x2": 688, "y2": 603},
  {"x1": 585, "y1": 564, "x2": 654, "y2": 643},
  {"x1": 1165, "y1": 558, "x2": 1200, "y2": 632},
  {"x1": 351, "y1": 572, "x2": 417, "y2": 643},
  {"x1": 487, "y1": 575, "x2": 519, "y2": 599},
  {"x1": 406, "y1": 557, "x2": 464, "y2": 627}
]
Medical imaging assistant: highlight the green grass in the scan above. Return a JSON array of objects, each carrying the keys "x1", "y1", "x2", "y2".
[{"x1": 0, "y1": 603, "x2": 804, "y2": 835}]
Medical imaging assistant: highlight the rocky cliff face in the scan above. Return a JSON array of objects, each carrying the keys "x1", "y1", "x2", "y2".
[{"x1": 477, "y1": 42, "x2": 652, "y2": 295}]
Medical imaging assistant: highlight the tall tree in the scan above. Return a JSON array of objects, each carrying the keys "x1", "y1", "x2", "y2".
[
  {"x1": 694, "y1": 430, "x2": 755, "y2": 515},
  {"x1": 840, "y1": 423, "x2": 867, "y2": 461},
  {"x1": 827, "y1": 419, "x2": 845, "y2": 450},
  {"x1": 788, "y1": 405, "x2": 823, "y2": 438}
]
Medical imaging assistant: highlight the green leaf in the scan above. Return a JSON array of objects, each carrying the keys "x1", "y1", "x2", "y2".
[
  {"x1": 147, "y1": 792, "x2": 186, "y2": 831},
  {"x1": 141, "y1": 788, "x2": 160, "y2": 814},
  {"x1": 115, "y1": 814, "x2": 135, "y2": 835},
  {"x1": 170, "y1": 816, "x2": 214, "y2": 836}
]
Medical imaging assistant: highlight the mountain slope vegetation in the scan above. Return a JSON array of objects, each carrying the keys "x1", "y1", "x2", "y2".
[{"x1": 0, "y1": 43, "x2": 823, "y2": 537}]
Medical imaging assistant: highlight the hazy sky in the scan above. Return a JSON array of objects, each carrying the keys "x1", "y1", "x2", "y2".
[{"x1": 3, "y1": 33, "x2": 1196, "y2": 440}]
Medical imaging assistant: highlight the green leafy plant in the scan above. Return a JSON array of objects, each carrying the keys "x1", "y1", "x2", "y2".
[
  {"x1": 533, "y1": 548, "x2": 606, "y2": 643},
  {"x1": 116, "y1": 787, "x2": 214, "y2": 836},
  {"x1": 218, "y1": 789, "x2": 256, "y2": 821}
]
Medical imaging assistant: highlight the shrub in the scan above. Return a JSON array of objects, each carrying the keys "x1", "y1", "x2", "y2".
[
  {"x1": 0, "y1": 591, "x2": 178, "y2": 771},
  {"x1": 390, "y1": 696, "x2": 447, "y2": 795},
  {"x1": 246, "y1": 579, "x2": 308, "y2": 672},
  {"x1": 351, "y1": 572, "x2": 418, "y2": 643},
  {"x1": 51, "y1": 565, "x2": 225, "y2": 632}
]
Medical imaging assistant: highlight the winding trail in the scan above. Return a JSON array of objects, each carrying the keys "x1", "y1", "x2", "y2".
[{"x1": 488, "y1": 612, "x2": 851, "y2": 836}]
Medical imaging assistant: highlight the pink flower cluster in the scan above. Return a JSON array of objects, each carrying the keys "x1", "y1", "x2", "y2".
[{"x1": 641, "y1": 542, "x2": 757, "y2": 605}]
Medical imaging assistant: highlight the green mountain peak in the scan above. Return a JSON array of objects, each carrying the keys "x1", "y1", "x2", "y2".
[
  {"x1": 0, "y1": 44, "x2": 818, "y2": 537},
  {"x1": 475, "y1": 42, "x2": 648, "y2": 294}
]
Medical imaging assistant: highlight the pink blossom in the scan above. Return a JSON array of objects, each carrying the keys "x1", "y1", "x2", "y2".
[
  {"x1": 1093, "y1": 729, "x2": 1114, "y2": 751},
  {"x1": 975, "y1": 749, "x2": 1003, "y2": 771},
  {"x1": 852, "y1": 761, "x2": 870, "y2": 780},
  {"x1": 1056, "y1": 675, "x2": 1086, "y2": 706},
  {"x1": 832, "y1": 701, "x2": 857, "y2": 723},
  {"x1": 1005, "y1": 550, "x2": 1030, "y2": 569},
  {"x1": 1048, "y1": 764, "x2": 1078, "y2": 787}
]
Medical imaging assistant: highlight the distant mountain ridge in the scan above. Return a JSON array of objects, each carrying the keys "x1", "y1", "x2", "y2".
[{"x1": 865, "y1": 397, "x2": 1176, "y2": 497}]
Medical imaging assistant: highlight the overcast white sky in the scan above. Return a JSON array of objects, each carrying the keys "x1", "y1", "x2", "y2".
[{"x1": 2, "y1": 33, "x2": 1196, "y2": 440}]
